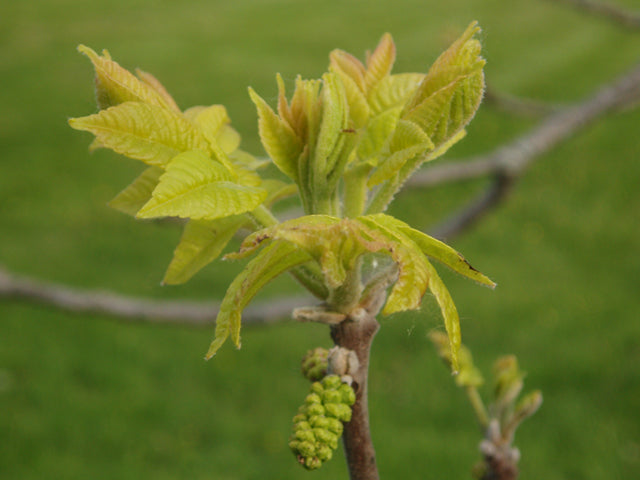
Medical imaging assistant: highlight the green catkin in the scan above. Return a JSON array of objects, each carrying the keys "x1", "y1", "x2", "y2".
[
  {"x1": 289, "y1": 374, "x2": 356, "y2": 470},
  {"x1": 301, "y1": 347, "x2": 329, "y2": 381}
]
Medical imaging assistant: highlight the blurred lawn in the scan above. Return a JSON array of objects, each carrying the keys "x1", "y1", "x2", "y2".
[{"x1": 1, "y1": 0, "x2": 639, "y2": 478}]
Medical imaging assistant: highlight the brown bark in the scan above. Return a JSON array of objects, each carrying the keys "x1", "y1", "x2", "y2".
[{"x1": 331, "y1": 312, "x2": 380, "y2": 480}]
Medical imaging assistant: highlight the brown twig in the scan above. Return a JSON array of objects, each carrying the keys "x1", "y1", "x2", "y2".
[
  {"x1": 550, "y1": 0, "x2": 640, "y2": 30},
  {"x1": 330, "y1": 307, "x2": 382, "y2": 480}
]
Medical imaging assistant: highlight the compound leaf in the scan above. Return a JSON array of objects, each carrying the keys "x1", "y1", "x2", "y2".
[
  {"x1": 137, "y1": 150, "x2": 267, "y2": 220},
  {"x1": 77, "y1": 45, "x2": 173, "y2": 110},
  {"x1": 367, "y1": 214, "x2": 495, "y2": 288},
  {"x1": 205, "y1": 241, "x2": 312, "y2": 358},
  {"x1": 402, "y1": 21, "x2": 484, "y2": 146},
  {"x1": 69, "y1": 101, "x2": 209, "y2": 167}
]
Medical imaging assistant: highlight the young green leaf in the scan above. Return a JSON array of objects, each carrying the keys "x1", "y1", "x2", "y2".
[
  {"x1": 108, "y1": 166, "x2": 163, "y2": 216},
  {"x1": 137, "y1": 150, "x2": 267, "y2": 220},
  {"x1": 205, "y1": 242, "x2": 312, "y2": 358},
  {"x1": 135, "y1": 68, "x2": 181, "y2": 113},
  {"x1": 367, "y1": 143, "x2": 432, "y2": 187},
  {"x1": 402, "y1": 21, "x2": 485, "y2": 147},
  {"x1": 356, "y1": 107, "x2": 402, "y2": 163},
  {"x1": 248, "y1": 87, "x2": 303, "y2": 182},
  {"x1": 329, "y1": 49, "x2": 366, "y2": 93},
  {"x1": 364, "y1": 33, "x2": 396, "y2": 92},
  {"x1": 422, "y1": 259, "x2": 462, "y2": 372},
  {"x1": 77, "y1": 45, "x2": 174, "y2": 111},
  {"x1": 163, "y1": 216, "x2": 248, "y2": 285},
  {"x1": 355, "y1": 217, "x2": 430, "y2": 314},
  {"x1": 367, "y1": 73, "x2": 424, "y2": 115},
  {"x1": 366, "y1": 214, "x2": 495, "y2": 288},
  {"x1": 186, "y1": 104, "x2": 241, "y2": 153},
  {"x1": 330, "y1": 65, "x2": 370, "y2": 129},
  {"x1": 69, "y1": 102, "x2": 209, "y2": 167},
  {"x1": 314, "y1": 73, "x2": 348, "y2": 178}
]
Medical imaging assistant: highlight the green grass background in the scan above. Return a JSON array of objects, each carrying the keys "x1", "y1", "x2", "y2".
[{"x1": 1, "y1": 0, "x2": 639, "y2": 478}]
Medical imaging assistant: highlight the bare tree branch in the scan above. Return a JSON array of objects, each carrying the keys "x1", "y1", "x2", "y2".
[
  {"x1": 0, "y1": 265, "x2": 309, "y2": 327},
  {"x1": 550, "y1": 0, "x2": 640, "y2": 30},
  {"x1": 429, "y1": 174, "x2": 515, "y2": 240},
  {"x1": 484, "y1": 84, "x2": 561, "y2": 117}
]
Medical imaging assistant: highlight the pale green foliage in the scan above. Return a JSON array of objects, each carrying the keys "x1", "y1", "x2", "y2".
[
  {"x1": 69, "y1": 102, "x2": 210, "y2": 167},
  {"x1": 205, "y1": 242, "x2": 312, "y2": 359},
  {"x1": 71, "y1": 23, "x2": 491, "y2": 369},
  {"x1": 135, "y1": 150, "x2": 266, "y2": 220}
]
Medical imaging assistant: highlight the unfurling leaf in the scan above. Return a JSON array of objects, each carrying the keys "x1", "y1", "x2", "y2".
[
  {"x1": 402, "y1": 21, "x2": 484, "y2": 147},
  {"x1": 367, "y1": 73, "x2": 424, "y2": 115},
  {"x1": 331, "y1": 67, "x2": 370, "y2": 128},
  {"x1": 422, "y1": 259, "x2": 461, "y2": 372},
  {"x1": 77, "y1": 45, "x2": 175, "y2": 111},
  {"x1": 355, "y1": 216, "x2": 430, "y2": 314},
  {"x1": 108, "y1": 166, "x2": 163, "y2": 216},
  {"x1": 135, "y1": 68, "x2": 181, "y2": 113},
  {"x1": 329, "y1": 50, "x2": 366, "y2": 93},
  {"x1": 186, "y1": 105, "x2": 240, "y2": 153},
  {"x1": 163, "y1": 216, "x2": 248, "y2": 285},
  {"x1": 236, "y1": 215, "x2": 432, "y2": 313},
  {"x1": 69, "y1": 102, "x2": 209, "y2": 167},
  {"x1": 373, "y1": 214, "x2": 495, "y2": 288},
  {"x1": 359, "y1": 213, "x2": 495, "y2": 371},
  {"x1": 356, "y1": 107, "x2": 402, "y2": 163},
  {"x1": 314, "y1": 73, "x2": 349, "y2": 177},
  {"x1": 364, "y1": 33, "x2": 396, "y2": 91},
  {"x1": 137, "y1": 150, "x2": 267, "y2": 220},
  {"x1": 206, "y1": 242, "x2": 312, "y2": 358},
  {"x1": 249, "y1": 87, "x2": 303, "y2": 181}
]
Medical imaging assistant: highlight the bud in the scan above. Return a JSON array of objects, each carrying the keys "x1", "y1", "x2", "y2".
[{"x1": 493, "y1": 355, "x2": 524, "y2": 407}]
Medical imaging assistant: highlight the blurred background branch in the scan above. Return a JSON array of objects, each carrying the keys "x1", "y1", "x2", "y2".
[{"x1": 551, "y1": 0, "x2": 640, "y2": 29}]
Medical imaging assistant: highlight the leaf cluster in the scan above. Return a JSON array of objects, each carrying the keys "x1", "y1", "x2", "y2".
[{"x1": 69, "y1": 22, "x2": 492, "y2": 369}]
